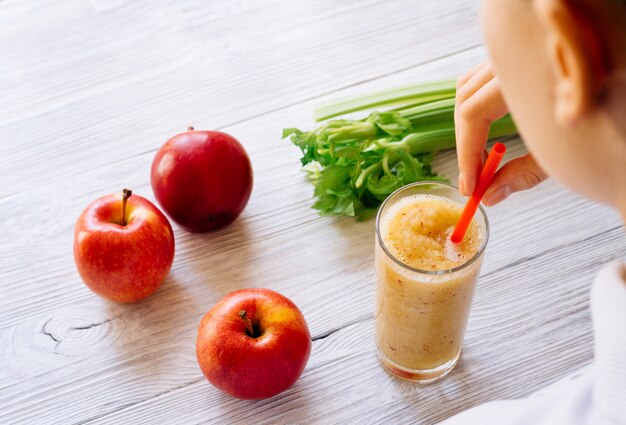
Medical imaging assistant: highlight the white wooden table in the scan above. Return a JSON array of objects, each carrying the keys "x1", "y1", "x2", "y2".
[{"x1": 1, "y1": 0, "x2": 624, "y2": 423}]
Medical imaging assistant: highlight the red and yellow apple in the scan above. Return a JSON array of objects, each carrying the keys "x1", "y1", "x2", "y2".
[
  {"x1": 151, "y1": 128, "x2": 253, "y2": 233},
  {"x1": 73, "y1": 189, "x2": 175, "y2": 303},
  {"x1": 196, "y1": 288, "x2": 312, "y2": 400}
]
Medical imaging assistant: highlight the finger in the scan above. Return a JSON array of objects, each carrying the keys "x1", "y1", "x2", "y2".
[
  {"x1": 455, "y1": 63, "x2": 494, "y2": 148},
  {"x1": 482, "y1": 153, "x2": 548, "y2": 206},
  {"x1": 456, "y1": 77, "x2": 509, "y2": 195},
  {"x1": 456, "y1": 62, "x2": 495, "y2": 103},
  {"x1": 456, "y1": 62, "x2": 489, "y2": 89},
  {"x1": 455, "y1": 63, "x2": 498, "y2": 194}
]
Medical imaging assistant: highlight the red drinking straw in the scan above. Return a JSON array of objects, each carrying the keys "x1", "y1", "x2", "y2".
[{"x1": 450, "y1": 142, "x2": 507, "y2": 243}]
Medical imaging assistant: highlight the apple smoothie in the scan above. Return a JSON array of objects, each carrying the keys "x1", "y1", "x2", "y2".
[{"x1": 375, "y1": 182, "x2": 487, "y2": 382}]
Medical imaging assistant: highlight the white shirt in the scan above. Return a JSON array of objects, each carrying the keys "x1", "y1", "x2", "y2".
[{"x1": 440, "y1": 261, "x2": 626, "y2": 425}]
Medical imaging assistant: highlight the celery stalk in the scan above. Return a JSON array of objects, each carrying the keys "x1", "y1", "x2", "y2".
[
  {"x1": 314, "y1": 79, "x2": 456, "y2": 121},
  {"x1": 284, "y1": 79, "x2": 519, "y2": 219}
]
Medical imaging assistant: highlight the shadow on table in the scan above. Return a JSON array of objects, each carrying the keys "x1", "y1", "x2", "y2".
[
  {"x1": 326, "y1": 214, "x2": 376, "y2": 263},
  {"x1": 101, "y1": 272, "x2": 200, "y2": 384},
  {"x1": 177, "y1": 216, "x2": 256, "y2": 295}
]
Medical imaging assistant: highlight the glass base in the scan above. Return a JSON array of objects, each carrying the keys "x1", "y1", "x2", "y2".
[{"x1": 378, "y1": 349, "x2": 461, "y2": 383}]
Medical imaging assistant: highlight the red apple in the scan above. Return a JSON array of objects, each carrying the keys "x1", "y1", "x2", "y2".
[
  {"x1": 73, "y1": 189, "x2": 175, "y2": 303},
  {"x1": 151, "y1": 128, "x2": 253, "y2": 233},
  {"x1": 196, "y1": 288, "x2": 312, "y2": 400}
]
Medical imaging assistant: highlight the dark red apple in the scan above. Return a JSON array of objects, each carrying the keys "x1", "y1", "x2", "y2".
[
  {"x1": 151, "y1": 128, "x2": 253, "y2": 233},
  {"x1": 73, "y1": 189, "x2": 175, "y2": 303},
  {"x1": 196, "y1": 288, "x2": 312, "y2": 400}
]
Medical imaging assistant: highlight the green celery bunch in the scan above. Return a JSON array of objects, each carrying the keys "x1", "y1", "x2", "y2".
[{"x1": 283, "y1": 79, "x2": 517, "y2": 219}]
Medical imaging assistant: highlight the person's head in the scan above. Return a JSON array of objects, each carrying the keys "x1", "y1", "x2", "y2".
[{"x1": 481, "y1": 0, "x2": 626, "y2": 215}]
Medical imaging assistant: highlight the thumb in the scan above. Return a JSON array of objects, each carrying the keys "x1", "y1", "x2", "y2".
[{"x1": 483, "y1": 153, "x2": 548, "y2": 206}]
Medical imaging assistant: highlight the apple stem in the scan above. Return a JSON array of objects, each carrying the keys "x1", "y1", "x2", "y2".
[
  {"x1": 187, "y1": 126, "x2": 194, "y2": 131},
  {"x1": 121, "y1": 188, "x2": 132, "y2": 226},
  {"x1": 238, "y1": 310, "x2": 256, "y2": 337}
]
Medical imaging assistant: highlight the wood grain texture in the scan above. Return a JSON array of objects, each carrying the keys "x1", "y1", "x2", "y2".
[
  {"x1": 0, "y1": 0, "x2": 624, "y2": 424},
  {"x1": 83, "y1": 228, "x2": 626, "y2": 425},
  {"x1": 0, "y1": 0, "x2": 481, "y2": 198}
]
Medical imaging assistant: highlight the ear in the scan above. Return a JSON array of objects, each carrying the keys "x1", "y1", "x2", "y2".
[{"x1": 533, "y1": 0, "x2": 597, "y2": 126}]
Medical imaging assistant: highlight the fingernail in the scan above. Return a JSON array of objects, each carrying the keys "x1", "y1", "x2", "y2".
[{"x1": 484, "y1": 186, "x2": 512, "y2": 206}]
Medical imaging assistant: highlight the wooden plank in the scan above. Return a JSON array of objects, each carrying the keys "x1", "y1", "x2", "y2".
[
  {"x1": 0, "y1": 119, "x2": 617, "y2": 418},
  {"x1": 0, "y1": 50, "x2": 622, "y2": 423},
  {"x1": 0, "y1": 0, "x2": 482, "y2": 198},
  {"x1": 83, "y1": 227, "x2": 626, "y2": 425},
  {"x1": 1, "y1": 48, "x2": 497, "y2": 413},
  {"x1": 0, "y1": 43, "x2": 494, "y2": 332},
  {"x1": 1, "y1": 45, "x2": 620, "y2": 333},
  {"x1": 1, "y1": 0, "x2": 622, "y2": 423}
]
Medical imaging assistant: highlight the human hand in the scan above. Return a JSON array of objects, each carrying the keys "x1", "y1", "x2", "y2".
[{"x1": 455, "y1": 62, "x2": 547, "y2": 205}]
